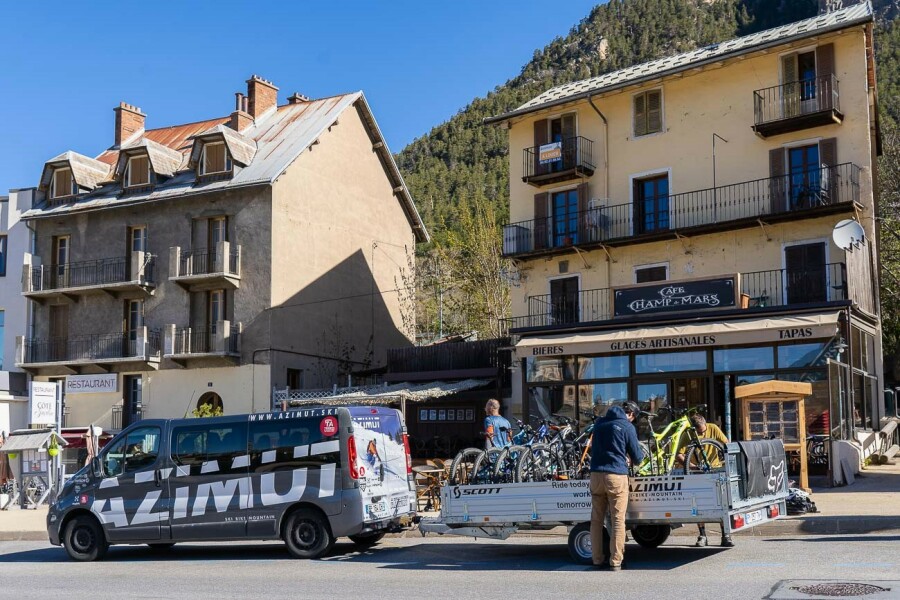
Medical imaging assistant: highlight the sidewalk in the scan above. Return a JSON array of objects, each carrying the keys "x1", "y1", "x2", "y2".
[{"x1": 1, "y1": 463, "x2": 897, "y2": 543}]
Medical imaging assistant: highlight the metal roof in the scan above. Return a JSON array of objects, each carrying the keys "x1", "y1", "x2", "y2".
[
  {"x1": 486, "y1": 2, "x2": 873, "y2": 124},
  {"x1": 25, "y1": 92, "x2": 429, "y2": 243},
  {"x1": 0, "y1": 429, "x2": 67, "y2": 453}
]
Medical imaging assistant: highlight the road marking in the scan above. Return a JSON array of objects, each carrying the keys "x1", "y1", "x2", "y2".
[
  {"x1": 727, "y1": 562, "x2": 785, "y2": 568},
  {"x1": 831, "y1": 562, "x2": 894, "y2": 568}
]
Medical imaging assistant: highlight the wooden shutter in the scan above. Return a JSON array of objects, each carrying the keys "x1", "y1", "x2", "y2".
[
  {"x1": 577, "y1": 183, "x2": 589, "y2": 242},
  {"x1": 562, "y1": 114, "x2": 577, "y2": 167},
  {"x1": 815, "y1": 43, "x2": 835, "y2": 77},
  {"x1": 534, "y1": 192, "x2": 549, "y2": 250},
  {"x1": 782, "y1": 55, "x2": 799, "y2": 118},
  {"x1": 647, "y1": 91, "x2": 662, "y2": 134},
  {"x1": 769, "y1": 148, "x2": 787, "y2": 212},
  {"x1": 633, "y1": 93, "x2": 647, "y2": 136},
  {"x1": 534, "y1": 119, "x2": 548, "y2": 176},
  {"x1": 819, "y1": 138, "x2": 837, "y2": 167}
]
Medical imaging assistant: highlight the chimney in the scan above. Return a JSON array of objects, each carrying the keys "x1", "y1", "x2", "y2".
[
  {"x1": 230, "y1": 92, "x2": 253, "y2": 131},
  {"x1": 818, "y1": 0, "x2": 848, "y2": 14},
  {"x1": 287, "y1": 92, "x2": 310, "y2": 104},
  {"x1": 246, "y1": 75, "x2": 279, "y2": 118},
  {"x1": 114, "y1": 102, "x2": 146, "y2": 146}
]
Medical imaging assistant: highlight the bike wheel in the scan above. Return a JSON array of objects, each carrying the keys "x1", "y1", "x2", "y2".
[
  {"x1": 472, "y1": 448, "x2": 504, "y2": 485},
  {"x1": 492, "y1": 446, "x2": 523, "y2": 483},
  {"x1": 516, "y1": 444, "x2": 567, "y2": 482},
  {"x1": 449, "y1": 448, "x2": 485, "y2": 485},
  {"x1": 684, "y1": 439, "x2": 727, "y2": 474}
]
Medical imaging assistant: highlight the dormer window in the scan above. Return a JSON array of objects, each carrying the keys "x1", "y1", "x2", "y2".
[
  {"x1": 50, "y1": 168, "x2": 77, "y2": 199},
  {"x1": 125, "y1": 155, "x2": 151, "y2": 187},
  {"x1": 200, "y1": 142, "x2": 232, "y2": 175}
]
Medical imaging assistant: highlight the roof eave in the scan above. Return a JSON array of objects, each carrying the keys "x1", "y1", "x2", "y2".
[{"x1": 483, "y1": 12, "x2": 874, "y2": 126}]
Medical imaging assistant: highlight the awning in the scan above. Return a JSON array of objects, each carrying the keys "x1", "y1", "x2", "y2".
[
  {"x1": 285, "y1": 379, "x2": 494, "y2": 407},
  {"x1": 515, "y1": 312, "x2": 841, "y2": 358},
  {"x1": 735, "y1": 380, "x2": 813, "y2": 399},
  {"x1": 0, "y1": 429, "x2": 68, "y2": 453}
]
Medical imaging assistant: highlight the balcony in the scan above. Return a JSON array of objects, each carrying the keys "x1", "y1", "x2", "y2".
[
  {"x1": 503, "y1": 163, "x2": 860, "y2": 258},
  {"x1": 22, "y1": 253, "x2": 156, "y2": 302},
  {"x1": 752, "y1": 75, "x2": 843, "y2": 138},
  {"x1": 164, "y1": 321, "x2": 241, "y2": 365},
  {"x1": 111, "y1": 405, "x2": 143, "y2": 432},
  {"x1": 522, "y1": 136, "x2": 595, "y2": 186},
  {"x1": 169, "y1": 242, "x2": 241, "y2": 291},
  {"x1": 15, "y1": 327, "x2": 161, "y2": 372},
  {"x1": 504, "y1": 264, "x2": 847, "y2": 332}
]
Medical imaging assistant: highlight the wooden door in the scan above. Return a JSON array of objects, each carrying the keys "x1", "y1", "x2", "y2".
[{"x1": 49, "y1": 305, "x2": 69, "y2": 361}]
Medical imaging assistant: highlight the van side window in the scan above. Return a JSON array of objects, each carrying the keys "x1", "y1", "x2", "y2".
[
  {"x1": 249, "y1": 417, "x2": 340, "y2": 473},
  {"x1": 171, "y1": 422, "x2": 248, "y2": 475},
  {"x1": 102, "y1": 426, "x2": 161, "y2": 478}
]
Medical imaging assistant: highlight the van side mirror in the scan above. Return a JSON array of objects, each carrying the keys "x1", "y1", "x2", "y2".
[{"x1": 91, "y1": 457, "x2": 103, "y2": 478}]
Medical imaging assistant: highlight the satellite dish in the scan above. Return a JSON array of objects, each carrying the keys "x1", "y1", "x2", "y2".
[{"x1": 833, "y1": 219, "x2": 865, "y2": 250}]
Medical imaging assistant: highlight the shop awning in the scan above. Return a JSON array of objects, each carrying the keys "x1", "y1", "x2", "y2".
[
  {"x1": 0, "y1": 429, "x2": 68, "y2": 453},
  {"x1": 284, "y1": 379, "x2": 494, "y2": 407},
  {"x1": 515, "y1": 311, "x2": 841, "y2": 358}
]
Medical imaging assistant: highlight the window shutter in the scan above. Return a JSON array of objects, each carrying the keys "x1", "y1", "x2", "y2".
[
  {"x1": 769, "y1": 148, "x2": 787, "y2": 212},
  {"x1": 647, "y1": 91, "x2": 662, "y2": 134},
  {"x1": 561, "y1": 114, "x2": 576, "y2": 141},
  {"x1": 633, "y1": 94, "x2": 647, "y2": 137},
  {"x1": 782, "y1": 55, "x2": 799, "y2": 117},
  {"x1": 534, "y1": 192, "x2": 549, "y2": 250},
  {"x1": 782, "y1": 54, "x2": 798, "y2": 83},
  {"x1": 534, "y1": 119, "x2": 549, "y2": 176},
  {"x1": 815, "y1": 43, "x2": 835, "y2": 77},
  {"x1": 819, "y1": 137, "x2": 837, "y2": 167}
]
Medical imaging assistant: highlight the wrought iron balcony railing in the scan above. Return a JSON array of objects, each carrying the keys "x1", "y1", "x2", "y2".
[
  {"x1": 17, "y1": 329, "x2": 161, "y2": 364},
  {"x1": 522, "y1": 136, "x2": 595, "y2": 184},
  {"x1": 23, "y1": 254, "x2": 156, "y2": 293},
  {"x1": 165, "y1": 322, "x2": 241, "y2": 356},
  {"x1": 502, "y1": 163, "x2": 860, "y2": 257},
  {"x1": 753, "y1": 75, "x2": 842, "y2": 136},
  {"x1": 177, "y1": 246, "x2": 241, "y2": 277}
]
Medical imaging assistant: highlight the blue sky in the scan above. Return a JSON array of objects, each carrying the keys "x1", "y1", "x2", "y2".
[{"x1": 0, "y1": 0, "x2": 600, "y2": 193}]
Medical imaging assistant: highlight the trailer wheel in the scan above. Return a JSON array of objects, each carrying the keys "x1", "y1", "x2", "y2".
[
  {"x1": 567, "y1": 522, "x2": 609, "y2": 565},
  {"x1": 631, "y1": 524, "x2": 671, "y2": 548}
]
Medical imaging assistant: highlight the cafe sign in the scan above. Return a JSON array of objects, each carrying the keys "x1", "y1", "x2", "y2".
[
  {"x1": 614, "y1": 277, "x2": 737, "y2": 317},
  {"x1": 538, "y1": 142, "x2": 562, "y2": 165}
]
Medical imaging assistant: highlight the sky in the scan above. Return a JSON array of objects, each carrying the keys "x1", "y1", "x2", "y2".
[{"x1": 0, "y1": 0, "x2": 601, "y2": 194}]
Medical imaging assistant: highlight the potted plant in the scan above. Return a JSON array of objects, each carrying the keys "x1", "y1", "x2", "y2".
[{"x1": 47, "y1": 438, "x2": 60, "y2": 458}]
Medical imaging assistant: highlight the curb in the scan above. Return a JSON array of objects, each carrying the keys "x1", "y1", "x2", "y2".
[{"x1": 0, "y1": 532, "x2": 47, "y2": 542}]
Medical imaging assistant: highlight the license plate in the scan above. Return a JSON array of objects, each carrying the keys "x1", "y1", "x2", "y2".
[
  {"x1": 745, "y1": 509, "x2": 764, "y2": 524},
  {"x1": 366, "y1": 501, "x2": 387, "y2": 516}
]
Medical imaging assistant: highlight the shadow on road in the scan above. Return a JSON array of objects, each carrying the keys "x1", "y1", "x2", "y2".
[{"x1": 764, "y1": 535, "x2": 900, "y2": 543}]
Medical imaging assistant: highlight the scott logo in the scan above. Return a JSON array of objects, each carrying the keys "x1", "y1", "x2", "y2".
[{"x1": 451, "y1": 486, "x2": 502, "y2": 499}]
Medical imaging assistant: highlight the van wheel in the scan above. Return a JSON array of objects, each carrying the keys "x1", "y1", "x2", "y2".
[
  {"x1": 631, "y1": 524, "x2": 671, "y2": 548},
  {"x1": 284, "y1": 508, "x2": 334, "y2": 559},
  {"x1": 64, "y1": 515, "x2": 109, "y2": 562},
  {"x1": 349, "y1": 531, "x2": 386, "y2": 548},
  {"x1": 147, "y1": 543, "x2": 176, "y2": 551}
]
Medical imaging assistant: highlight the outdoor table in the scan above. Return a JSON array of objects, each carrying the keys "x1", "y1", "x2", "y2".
[{"x1": 412, "y1": 466, "x2": 446, "y2": 511}]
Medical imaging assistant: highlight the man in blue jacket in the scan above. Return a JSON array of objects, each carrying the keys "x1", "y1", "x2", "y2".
[{"x1": 590, "y1": 401, "x2": 643, "y2": 570}]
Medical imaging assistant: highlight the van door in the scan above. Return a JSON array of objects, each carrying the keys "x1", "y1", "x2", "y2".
[
  {"x1": 95, "y1": 424, "x2": 165, "y2": 542},
  {"x1": 348, "y1": 407, "x2": 414, "y2": 522},
  {"x1": 168, "y1": 419, "x2": 249, "y2": 541}
]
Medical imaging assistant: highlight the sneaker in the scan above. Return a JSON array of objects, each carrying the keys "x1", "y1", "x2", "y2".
[
  {"x1": 695, "y1": 535, "x2": 708, "y2": 547},
  {"x1": 592, "y1": 561, "x2": 610, "y2": 570},
  {"x1": 607, "y1": 564, "x2": 622, "y2": 571},
  {"x1": 720, "y1": 535, "x2": 735, "y2": 547}
]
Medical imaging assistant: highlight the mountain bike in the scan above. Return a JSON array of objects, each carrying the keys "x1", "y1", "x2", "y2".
[
  {"x1": 514, "y1": 414, "x2": 575, "y2": 482},
  {"x1": 634, "y1": 405, "x2": 726, "y2": 476}
]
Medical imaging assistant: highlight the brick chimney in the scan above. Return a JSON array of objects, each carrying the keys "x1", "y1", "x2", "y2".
[
  {"x1": 246, "y1": 75, "x2": 279, "y2": 118},
  {"x1": 114, "y1": 102, "x2": 146, "y2": 146},
  {"x1": 818, "y1": 0, "x2": 849, "y2": 14},
  {"x1": 230, "y1": 92, "x2": 253, "y2": 131},
  {"x1": 287, "y1": 92, "x2": 310, "y2": 104}
]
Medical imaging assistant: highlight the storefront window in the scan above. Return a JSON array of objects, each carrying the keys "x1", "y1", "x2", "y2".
[
  {"x1": 777, "y1": 343, "x2": 827, "y2": 369},
  {"x1": 780, "y1": 371, "x2": 830, "y2": 435},
  {"x1": 526, "y1": 356, "x2": 576, "y2": 382},
  {"x1": 714, "y1": 347, "x2": 774, "y2": 372},
  {"x1": 635, "y1": 351, "x2": 706, "y2": 374},
  {"x1": 734, "y1": 373, "x2": 775, "y2": 385},
  {"x1": 528, "y1": 385, "x2": 575, "y2": 421},
  {"x1": 582, "y1": 382, "x2": 629, "y2": 419},
  {"x1": 577, "y1": 354, "x2": 629, "y2": 380}
]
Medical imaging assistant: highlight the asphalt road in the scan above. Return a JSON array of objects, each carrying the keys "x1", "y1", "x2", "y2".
[{"x1": 1, "y1": 534, "x2": 898, "y2": 599}]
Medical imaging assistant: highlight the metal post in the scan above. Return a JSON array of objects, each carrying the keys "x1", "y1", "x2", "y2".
[
  {"x1": 724, "y1": 376, "x2": 732, "y2": 442},
  {"x1": 712, "y1": 133, "x2": 728, "y2": 223}
]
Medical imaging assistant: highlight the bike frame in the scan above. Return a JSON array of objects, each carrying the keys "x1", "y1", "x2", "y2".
[{"x1": 637, "y1": 409, "x2": 702, "y2": 476}]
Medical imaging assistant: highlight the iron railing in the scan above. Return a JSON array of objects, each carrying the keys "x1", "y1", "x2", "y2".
[
  {"x1": 753, "y1": 74, "x2": 840, "y2": 126},
  {"x1": 170, "y1": 325, "x2": 240, "y2": 355},
  {"x1": 504, "y1": 264, "x2": 847, "y2": 330},
  {"x1": 24, "y1": 255, "x2": 156, "y2": 292},
  {"x1": 522, "y1": 136, "x2": 595, "y2": 180},
  {"x1": 111, "y1": 405, "x2": 143, "y2": 431},
  {"x1": 178, "y1": 247, "x2": 240, "y2": 277},
  {"x1": 740, "y1": 263, "x2": 847, "y2": 308},
  {"x1": 19, "y1": 330, "x2": 161, "y2": 364},
  {"x1": 502, "y1": 163, "x2": 860, "y2": 256}
]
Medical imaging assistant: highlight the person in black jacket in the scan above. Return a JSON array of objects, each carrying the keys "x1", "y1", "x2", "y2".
[{"x1": 590, "y1": 401, "x2": 643, "y2": 570}]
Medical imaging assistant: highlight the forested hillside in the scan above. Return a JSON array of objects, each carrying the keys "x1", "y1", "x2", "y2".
[{"x1": 397, "y1": 0, "x2": 900, "y2": 356}]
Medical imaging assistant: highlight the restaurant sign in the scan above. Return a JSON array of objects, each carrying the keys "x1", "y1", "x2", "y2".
[
  {"x1": 538, "y1": 142, "x2": 562, "y2": 165},
  {"x1": 614, "y1": 277, "x2": 736, "y2": 317}
]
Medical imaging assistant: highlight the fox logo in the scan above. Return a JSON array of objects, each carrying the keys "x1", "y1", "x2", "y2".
[{"x1": 767, "y1": 460, "x2": 785, "y2": 492}]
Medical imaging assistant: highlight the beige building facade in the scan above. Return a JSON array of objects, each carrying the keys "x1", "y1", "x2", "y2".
[
  {"x1": 489, "y1": 3, "x2": 884, "y2": 477},
  {"x1": 15, "y1": 75, "x2": 427, "y2": 436}
]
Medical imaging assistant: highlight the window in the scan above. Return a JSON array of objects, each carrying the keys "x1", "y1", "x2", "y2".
[
  {"x1": 249, "y1": 416, "x2": 340, "y2": 473},
  {"x1": 101, "y1": 425, "x2": 161, "y2": 477},
  {"x1": 782, "y1": 51, "x2": 817, "y2": 102},
  {"x1": 125, "y1": 300, "x2": 144, "y2": 339},
  {"x1": 208, "y1": 289, "x2": 225, "y2": 333},
  {"x1": 200, "y1": 142, "x2": 231, "y2": 175},
  {"x1": 171, "y1": 421, "x2": 248, "y2": 475},
  {"x1": 778, "y1": 342, "x2": 827, "y2": 368},
  {"x1": 633, "y1": 90, "x2": 662, "y2": 137},
  {"x1": 0, "y1": 235, "x2": 6, "y2": 277},
  {"x1": 552, "y1": 189, "x2": 579, "y2": 246},
  {"x1": 784, "y1": 242, "x2": 827, "y2": 304},
  {"x1": 577, "y1": 355, "x2": 629, "y2": 380},
  {"x1": 130, "y1": 226, "x2": 147, "y2": 253},
  {"x1": 50, "y1": 168, "x2": 77, "y2": 199},
  {"x1": 550, "y1": 276, "x2": 579, "y2": 324},
  {"x1": 635, "y1": 264, "x2": 668, "y2": 283},
  {"x1": 526, "y1": 356, "x2": 576, "y2": 382},
  {"x1": 286, "y1": 368, "x2": 302, "y2": 390},
  {"x1": 124, "y1": 375, "x2": 143, "y2": 428},
  {"x1": 634, "y1": 174, "x2": 669, "y2": 234},
  {"x1": 197, "y1": 392, "x2": 224, "y2": 414},
  {"x1": 635, "y1": 350, "x2": 707, "y2": 374},
  {"x1": 714, "y1": 347, "x2": 774, "y2": 372},
  {"x1": 788, "y1": 145, "x2": 821, "y2": 209},
  {"x1": 125, "y1": 155, "x2": 151, "y2": 187}
]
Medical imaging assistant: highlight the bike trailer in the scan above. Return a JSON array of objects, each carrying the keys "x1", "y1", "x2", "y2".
[{"x1": 419, "y1": 440, "x2": 790, "y2": 564}]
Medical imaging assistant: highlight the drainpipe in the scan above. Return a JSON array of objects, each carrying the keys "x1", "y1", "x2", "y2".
[{"x1": 588, "y1": 95, "x2": 613, "y2": 287}]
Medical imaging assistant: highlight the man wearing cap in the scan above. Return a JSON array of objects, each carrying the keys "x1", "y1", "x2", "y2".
[{"x1": 590, "y1": 401, "x2": 643, "y2": 571}]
